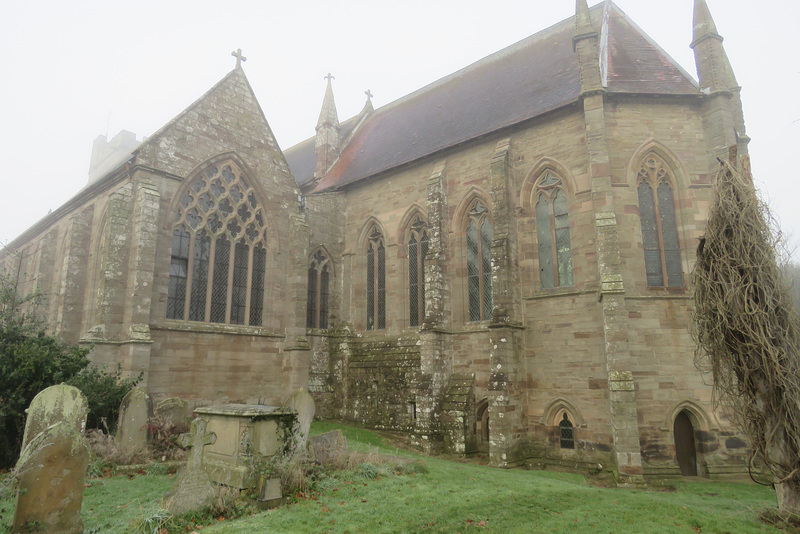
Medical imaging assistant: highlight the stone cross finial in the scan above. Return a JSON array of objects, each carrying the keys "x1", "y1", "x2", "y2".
[
  {"x1": 179, "y1": 418, "x2": 217, "y2": 469},
  {"x1": 325, "y1": 73, "x2": 335, "y2": 82},
  {"x1": 365, "y1": 89, "x2": 373, "y2": 102},
  {"x1": 231, "y1": 49, "x2": 247, "y2": 68}
]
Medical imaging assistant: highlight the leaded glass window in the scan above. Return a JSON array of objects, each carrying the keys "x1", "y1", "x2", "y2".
[
  {"x1": 559, "y1": 413, "x2": 575, "y2": 449},
  {"x1": 307, "y1": 249, "x2": 331, "y2": 329},
  {"x1": 166, "y1": 161, "x2": 268, "y2": 325},
  {"x1": 466, "y1": 200, "x2": 493, "y2": 322},
  {"x1": 637, "y1": 154, "x2": 683, "y2": 287},
  {"x1": 408, "y1": 216, "x2": 428, "y2": 327},
  {"x1": 535, "y1": 172, "x2": 573, "y2": 289},
  {"x1": 366, "y1": 226, "x2": 386, "y2": 330}
]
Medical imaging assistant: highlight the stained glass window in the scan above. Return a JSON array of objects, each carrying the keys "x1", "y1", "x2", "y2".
[
  {"x1": 637, "y1": 155, "x2": 683, "y2": 287},
  {"x1": 408, "y1": 216, "x2": 428, "y2": 327},
  {"x1": 166, "y1": 161, "x2": 268, "y2": 325},
  {"x1": 466, "y1": 200, "x2": 492, "y2": 321},
  {"x1": 366, "y1": 226, "x2": 386, "y2": 330},
  {"x1": 307, "y1": 249, "x2": 331, "y2": 329},
  {"x1": 535, "y1": 172, "x2": 573, "y2": 289}
]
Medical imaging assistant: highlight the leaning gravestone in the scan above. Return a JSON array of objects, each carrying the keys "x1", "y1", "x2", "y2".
[
  {"x1": 116, "y1": 387, "x2": 152, "y2": 450},
  {"x1": 156, "y1": 397, "x2": 189, "y2": 429},
  {"x1": 21, "y1": 384, "x2": 88, "y2": 449},
  {"x1": 163, "y1": 417, "x2": 218, "y2": 515},
  {"x1": 309, "y1": 429, "x2": 349, "y2": 466},
  {"x1": 281, "y1": 388, "x2": 316, "y2": 458},
  {"x1": 14, "y1": 395, "x2": 90, "y2": 534}
]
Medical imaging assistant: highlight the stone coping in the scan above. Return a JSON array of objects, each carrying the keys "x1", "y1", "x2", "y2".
[{"x1": 194, "y1": 404, "x2": 292, "y2": 418}]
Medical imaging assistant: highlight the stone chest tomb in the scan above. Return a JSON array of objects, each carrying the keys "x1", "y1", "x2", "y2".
[{"x1": 193, "y1": 404, "x2": 295, "y2": 488}]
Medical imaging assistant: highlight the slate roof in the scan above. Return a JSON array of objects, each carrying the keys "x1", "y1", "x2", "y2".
[{"x1": 285, "y1": 1, "x2": 699, "y2": 192}]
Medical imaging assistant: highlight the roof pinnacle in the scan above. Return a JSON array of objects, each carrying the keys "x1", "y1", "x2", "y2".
[{"x1": 691, "y1": 0, "x2": 721, "y2": 47}]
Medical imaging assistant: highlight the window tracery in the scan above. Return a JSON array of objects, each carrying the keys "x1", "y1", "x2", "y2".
[
  {"x1": 636, "y1": 154, "x2": 683, "y2": 287},
  {"x1": 534, "y1": 171, "x2": 573, "y2": 289},
  {"x1": 166, "y1": 161, "x2": 268, "y2": 325},
  {"x1": 466, "y1": 199, "x2": 493, "y2": 322}
]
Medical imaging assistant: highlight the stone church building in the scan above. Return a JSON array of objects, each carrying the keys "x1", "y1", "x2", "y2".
[{"x1": 0, "y1": 0, "x2": 751, "y2": 480}]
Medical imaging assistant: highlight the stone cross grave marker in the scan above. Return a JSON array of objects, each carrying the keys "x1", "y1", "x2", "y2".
[
  {"x1": 163, "y1": 417, "x2": 218, "y2": 515},
  {"x1": 281, "y1": 388, "x2": 316, "y2": 458},
  {"x1": 116, "y1": 387, "x2": 152, "y2": 450},
  {"x1": 21, "y1": 384, "x2": 88, "y2": 449}
]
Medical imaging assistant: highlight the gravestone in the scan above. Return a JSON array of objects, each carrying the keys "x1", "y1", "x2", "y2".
[
  {"x1": 156, "y1": 397, "x2": 189, "y2": 429},
  {"x1": 14, "y1": 423, "x2": 90, "y2": 533},
  {"x1": 21, "y1": 384, "x2": 88, "y2": 449},
  {"x1": 116, "y1": 387, "x2": 152, "y2": 450},
  {"x1": 163, "y1": 417, "x2": 218, "y2": 515},
  {"x1": 309, "y1": 429, "x2": 349, "y2": 466},
  {"x1": 281, "y1": 388, "x2": 315, "y2": 457}
]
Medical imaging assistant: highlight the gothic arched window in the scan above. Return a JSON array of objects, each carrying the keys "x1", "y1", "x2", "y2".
[
  {"x1": 559, "y1": 412, "x2": 575, "y2": 449},
  {"x1": 466, "y1": 199, "x2": 493, "y2": 322},
  {"x1": 366, "y1": 225, "x2": 386, "y2": 330},
  {"x1": 637, "y1": 154, "x2": 683, "y2": 287},
  {"x1": 307, "y1": 249, "x2": 331, "y2": 329},
  {"x1": 407, "y1": 215, "x2": 428, "y2": 327},
  {"x1": 535, "y1": 172, "x2": 573, "y2": 289},
  {"x1": 166, "y1": 161, "x2": 267, "y2": 326}
]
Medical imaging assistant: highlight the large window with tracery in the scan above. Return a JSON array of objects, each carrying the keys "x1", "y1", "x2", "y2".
[
  {"x1": 166, "y1": 161, "x2": 267, "y2": 325},
  {"x1": 407, "y1": 215, "x2": 428, "y2": 327},
  {"x1": 466, "y1": 199, "x2": 493, "y2": 322},
  {"x1": 535, "y1": 172, "x2": 573, "y2": 289},
  {"x1": 366, "y1": 225, "x2": 386, "y2": 330},
  {"x1": 307, "y1": 249, "x2": 330, "y2": 329},
  {"x1": 637, "y1": 154, "x2": 683, "y2": 287}
]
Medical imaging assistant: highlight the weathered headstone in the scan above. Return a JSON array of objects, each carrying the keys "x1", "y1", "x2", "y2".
[
  {"x1": 21, "y1": 384, "x2": 88, "y2": 449},
  {"x1": 156, "y1": 397, "x2": 189, "y2": 429},
  {"x1": 308, "y1": 429, "x2": 349, "y2": 466},
  {"x1": 163, "y1": 418, "x2": 218, "y2": 515},
  {"x1": 14, "y1": 423, "x2": 90, "y2": 534},
  {"x1": 281, "y1": 388, "x2": 315, "y2": 457},
  {"x1": 116, "y1": 387, "x2": 152, "y2": 450}
]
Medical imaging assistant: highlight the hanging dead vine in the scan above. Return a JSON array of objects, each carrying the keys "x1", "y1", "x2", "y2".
[{"x1": 692, "y1": 153, "x2": 800, "y2": 501}]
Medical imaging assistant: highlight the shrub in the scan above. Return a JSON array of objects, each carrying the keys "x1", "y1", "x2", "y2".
[{"x1": 66, "y1": 364, "x2": 140, "y2": 434}]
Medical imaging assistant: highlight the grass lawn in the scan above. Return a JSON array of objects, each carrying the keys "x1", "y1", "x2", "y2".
[{"x1": 0, "y1": 422, "x2": 782, "y2": 533}]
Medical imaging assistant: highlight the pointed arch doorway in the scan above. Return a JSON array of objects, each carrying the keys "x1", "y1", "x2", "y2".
[
  {"x1": 475, "y1": 398, "x2": 490, "y2": 453},
  {"x1": 674, "y1": 410, "x2": 698, "y2": 476}
]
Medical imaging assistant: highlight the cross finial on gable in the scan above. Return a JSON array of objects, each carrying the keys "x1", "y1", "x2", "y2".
[
  {"x1": 365, "y1": 89, "x2": 373, "y2": 102},
  {"x1": 325, "y1": 73, "x2": 335, "y2": 82},
  {"x1": 231, "y1": 48, "x2": 247, "y2": 69}
]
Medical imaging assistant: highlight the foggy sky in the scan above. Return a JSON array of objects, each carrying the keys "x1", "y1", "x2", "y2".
[{"x1": 1, "y1": 0, "x2": 798, "y2": 259}]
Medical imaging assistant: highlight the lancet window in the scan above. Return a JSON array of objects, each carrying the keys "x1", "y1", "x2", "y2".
[
  {"x1": 637, "y1": 154, "x2": 683, "y2": 287},
  {"x1": 466, "y1": 199, "x2": 493, "y2": 322},
  {"x1": 534, "y1": 172, "x2": 573, "y2": 289},
  {"x1": 166, "y1": 161, "x2": 268, "y2": 325},
  {"x1": 407, "y1": 215, "x2": 428, "y2": 327},
  {"x1": 366, "y1": 225, "x2": 386, "y2": 330},
  {"x1": 307, "y1": 249, "x2": 331, "y2": 329},
  {"x1": 559, "y1": 412, "x2": 575, "y2": 449}
]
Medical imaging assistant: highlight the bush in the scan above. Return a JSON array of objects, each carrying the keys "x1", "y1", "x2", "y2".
[{"x1": 66, "y1": 364, "x2": 140, "y2": 433}]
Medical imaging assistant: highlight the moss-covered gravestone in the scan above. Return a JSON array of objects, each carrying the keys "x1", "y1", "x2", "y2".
[
  {"x1": 281, "y1": 388, "x2": 315, "y2": 458},
  {"x1": 13, "y1": 386, "x2": 90, "y2": 534},
  {"x1": 21, "y1": 384, "x2": 88, "y2": 449},
  {"x1": 116, "y1": 387, "x2": 152, "y2": 450}
]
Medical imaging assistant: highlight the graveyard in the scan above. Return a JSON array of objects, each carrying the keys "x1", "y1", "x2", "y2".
[{"x1": 0, "y1": 390, "x2": 784, "y2": 533}]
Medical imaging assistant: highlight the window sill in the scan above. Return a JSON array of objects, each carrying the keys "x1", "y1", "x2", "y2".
[{"x1": 154, "y1": 321, "x2": 285, "y2": 338}]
